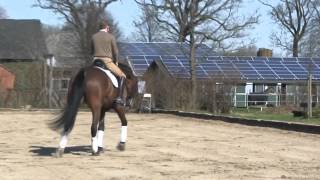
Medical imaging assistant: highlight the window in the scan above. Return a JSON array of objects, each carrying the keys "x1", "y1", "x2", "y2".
[
  {"x1": 60, "y1": 79, "x2": 69, "y2": 90},
  {"x1": 52, "y1": 78, "x2": 70, "y2": 91}
]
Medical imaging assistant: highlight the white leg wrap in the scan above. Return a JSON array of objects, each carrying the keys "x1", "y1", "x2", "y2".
[
  {"x1": 120, "y1": 126, "x2": 127, "y2": 143},
  {"x1": 92, "y1": 136, "x2": 98, "y2": 153},
  {"x1": 97, "y1": 130, "x2": 104, "y2": 147},
  {"x1": 59, "y1": 134, "x2": 68, "y2": 149}
]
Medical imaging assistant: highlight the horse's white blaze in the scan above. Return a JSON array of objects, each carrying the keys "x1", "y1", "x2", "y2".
[
  {"x1": 120, "y1": 126, "x2": 127, "y2": 143},
  {"x1": 92, "y1": 136, "x2": 98, "y2": 152},
  {"x1": 97, "y1": 130, "x2": 104, "y2": 147},
  {"x1": 59, "y1": 134, "x2": 68, "y2": 149}
]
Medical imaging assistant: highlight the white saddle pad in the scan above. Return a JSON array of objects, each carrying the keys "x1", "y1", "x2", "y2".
[{"x1": 94, "y1": 67, "x2": 118, "y2": 88}]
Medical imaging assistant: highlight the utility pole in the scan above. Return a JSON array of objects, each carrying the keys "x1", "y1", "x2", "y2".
[{"x1": 307, "y1": 63, "x2": 312, "y2": 119}]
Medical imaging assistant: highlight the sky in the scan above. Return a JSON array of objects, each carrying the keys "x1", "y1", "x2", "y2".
[{"x1": 0, "y1": 0, "x2": 280, "y2": 54}]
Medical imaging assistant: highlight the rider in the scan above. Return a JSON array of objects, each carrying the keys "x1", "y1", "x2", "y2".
[{"x1": 91, "y1": 20, "x2": 126, "y2": 105}]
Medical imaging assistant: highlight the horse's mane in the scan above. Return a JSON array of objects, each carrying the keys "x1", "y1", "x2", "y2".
[{"x1": 118, "y1": 62, "x2": 135, "y2": 79}]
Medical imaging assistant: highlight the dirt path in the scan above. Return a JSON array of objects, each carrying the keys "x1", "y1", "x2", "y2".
[{"x1": 0, "y1": 111, "x2": 319, "y2": 180}]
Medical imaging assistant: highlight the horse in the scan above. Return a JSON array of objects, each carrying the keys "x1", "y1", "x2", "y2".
[{"x1": 50, "y1": 61, "x2": 138, "y2": 157}]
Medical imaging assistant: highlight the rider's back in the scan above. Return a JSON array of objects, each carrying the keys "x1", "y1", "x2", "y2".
[{"x1": 92, "y1": 31, "x2": 116, "y2": 59}]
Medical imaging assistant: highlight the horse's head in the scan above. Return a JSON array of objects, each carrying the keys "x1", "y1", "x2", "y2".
[{"x1": 118, "y1": 63, "x2": 138, "y2": 106}]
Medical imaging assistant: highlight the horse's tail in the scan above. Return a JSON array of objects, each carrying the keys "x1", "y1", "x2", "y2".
[{"x1": 50, "y1": 68, "x2": 85, "y2": 134}]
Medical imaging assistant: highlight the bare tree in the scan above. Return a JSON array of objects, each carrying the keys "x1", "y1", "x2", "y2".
[
  {"x1": 133, "y1": 3, "x2": 165, "y2": 42},
  {"x1": 313, "y1": 0, "x2": 320, "y2": 21},
  {"x1": 301, "y1": 0, "x2": 320, "y2": 57},
  {"x1": 135, "y1": 0, "x2": 258, "y2": 109},
  {"x1": 0, "y1": 6, "x2": 8, "y2": 18},
  {"x1": 300, "y1": 13, "x2": 320, "y2": 57},
  {"x1": 260, "y1": 0, "x2": 314, "y2": 57},
  {"x1": 43, "y1": 25, "x2": 82, "y2": 57},
  {"x1": 34, "y1": 0, "x2": 119, "y2": 62},
  {"x1": 223, "y1": 43, "x2": 258, "y2": 56},
  {"x1": 135, "y1": 0, "x2": 258, "y2": 45}
]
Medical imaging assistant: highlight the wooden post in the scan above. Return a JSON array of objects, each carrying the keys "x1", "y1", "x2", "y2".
[
  {"x1": 307, "y1": 62, "x2": 313, "y2": 119},
  {"x1": 43, "y1": 58, "x2": 48, "y2": 106},
  {"x1": 308, "y1": 73, "x2": 312, "y2": 119},
  {"x1": 48, "y1": 55, "x2": 54, "y2": 108}
]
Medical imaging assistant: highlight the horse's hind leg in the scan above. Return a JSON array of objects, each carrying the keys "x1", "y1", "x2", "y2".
[
  {"x1": 97, "y1": 110, "x2": 106, "y2": 154},
  {"x1": 55, "y1": 132, "x2": 68, "y2": 158},
  {"x1": 114, "y1": 106, "x2": 127, "y2": 151},
  {"x1": 91, "y1": 107, "x2": 101, "y2": 155}
]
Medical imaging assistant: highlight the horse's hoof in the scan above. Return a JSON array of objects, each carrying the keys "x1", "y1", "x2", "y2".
[
  {"x1": 98, "y1": 147, "x2": 105, "y2": 154},
  {"x1": 92, "y1": 151, "x2": 100, "y2": 156},
  {"x1": 55, "y1": 148, "x2": 64, "y2": 158},
  {"x1": 117, "y1": 142, "x2": 126, "y2": 151}
]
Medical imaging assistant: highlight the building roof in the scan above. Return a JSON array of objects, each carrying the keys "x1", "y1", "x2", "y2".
[
  {"x1": 0, "y1": 19, "x2": 48, "y2": 60},
  {"x1": 125, "y1": 52, "x2": 320, "y2": 83},
  {"x1": 119, "y1": 42, "x2": 215, "y2": 57},
  {"x1": 119, "y1": 42, "x2": 216, "y2": 77}
]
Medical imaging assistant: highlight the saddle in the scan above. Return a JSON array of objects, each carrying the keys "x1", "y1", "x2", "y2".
[
  {"x1": 93, "y1": 59, "x2": 108, "y2": 70},
  {"x1": 92, "y1": 59, "x2": 119, "y2": 88}
]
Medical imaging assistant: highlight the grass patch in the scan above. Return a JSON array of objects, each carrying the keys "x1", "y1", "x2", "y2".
[{"x1": 228, "y1": 107, "x2": 320, "y2": 125}]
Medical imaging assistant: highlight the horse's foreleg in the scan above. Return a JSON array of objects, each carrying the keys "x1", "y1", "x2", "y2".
[
  {"x1": 91, "y1": 108, "x2": 101, "y2": 155},
  {"x1": 97, "y1": 110, "x2": 106, "y2": 154},
  {"x1": 114, "y1": 106, "x2": 127, "y2": 151}
]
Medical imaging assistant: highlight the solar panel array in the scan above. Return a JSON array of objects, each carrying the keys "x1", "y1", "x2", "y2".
[
  {"x1": 119, "y1": 42, "x2": 213, "y2": 57},
  {"x1": 119, "y1": 43, "x2": 320, "y2": 81}
]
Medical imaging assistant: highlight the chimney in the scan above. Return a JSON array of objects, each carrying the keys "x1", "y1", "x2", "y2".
[{"x1": 257, "y1": 48, "x2": 273, "y2": 57}]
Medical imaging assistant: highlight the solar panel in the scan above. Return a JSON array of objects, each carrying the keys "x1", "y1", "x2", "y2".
[
  {"x1": 123, "y1": 43, "x2": 320, "y2": 81},
  {"x1": 253, "y1": 57, "x2": 267, "y2": 61},
  {"x1": 195, "y1": 44, "x2": 215, "y2": 57},
  {"x1": 238, "y1": 56, "x2": 253, "y2": 61},
  {"x1": 249, "y1": 60, "x2": 278, "y2": 80},
  {"x1": 298, "y1": 57, "x2": 312, "y2": 62},
  {"x1": 199, "y1": 60, "x2": 224, "y2": 78},
  {"x1": 312, "y1": 58, "x2": 320, "y2": 64},
  {"x1": 232, "y1": 61, "x2": 260, "y2": 80},
  {"x1": 281, "y1": 61, "x2": 307, "y2": 79},
  {"x1": 119, "y1": 42, "x2": 216, "y2": 57},
  {"x1": 268, "y1": 61, "x2": 295, "y2": 80},
  {"x1": 268, "y1": 57, "x2": 282, "y2": 61},
  {"x1": 283, "y1": 57, "x2": 297, "y2": 61},
  {"x1": 127, "y1": 55, "x2": 151, "y2": 76},
  {"x1": 222, "y1": 56, "x2": 238, "y2": 61},
  {"x1": 207, "y1": 56, "x2": 222, "y2": 61}
]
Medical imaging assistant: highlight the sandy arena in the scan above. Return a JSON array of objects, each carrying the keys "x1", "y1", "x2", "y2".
[{"x1": 0, "y1": 111, "x2": 319, "y2": 180}]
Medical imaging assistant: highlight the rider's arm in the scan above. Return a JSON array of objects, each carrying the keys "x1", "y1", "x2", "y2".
[{"x1": 111, "y1": 36, "x2": 119, "y2": 65}]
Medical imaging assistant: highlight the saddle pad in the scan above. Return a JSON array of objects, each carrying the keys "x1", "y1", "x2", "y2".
[{"x1": 94, "y1": 67, "x2": 118, "y2": 88}]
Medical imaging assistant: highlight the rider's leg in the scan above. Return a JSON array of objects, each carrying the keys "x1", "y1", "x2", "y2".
[
  {"x1": 115, "y1": 76, "x2": 125, "y2": 105},
  {"x1": 103, "y1": 60, "x2": 127, "y2": 106}
]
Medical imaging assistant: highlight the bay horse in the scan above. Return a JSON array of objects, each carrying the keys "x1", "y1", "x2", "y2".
[{"x1": 50, "y1": 61, "x2": 138, "y2": 157}]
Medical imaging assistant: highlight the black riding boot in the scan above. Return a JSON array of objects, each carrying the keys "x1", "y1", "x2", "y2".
[{"x1": 115, "y1": 77, "x2": 125, "y2": 106}]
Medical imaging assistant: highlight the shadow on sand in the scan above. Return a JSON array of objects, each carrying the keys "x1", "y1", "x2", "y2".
[{"x1": 29, "y1": 145, "x2": 92, "y2": 157}]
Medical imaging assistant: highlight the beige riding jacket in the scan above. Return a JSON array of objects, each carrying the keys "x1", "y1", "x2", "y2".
[{"x1": 91, "y1": 31, "x2": 119, "y2": 63}]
